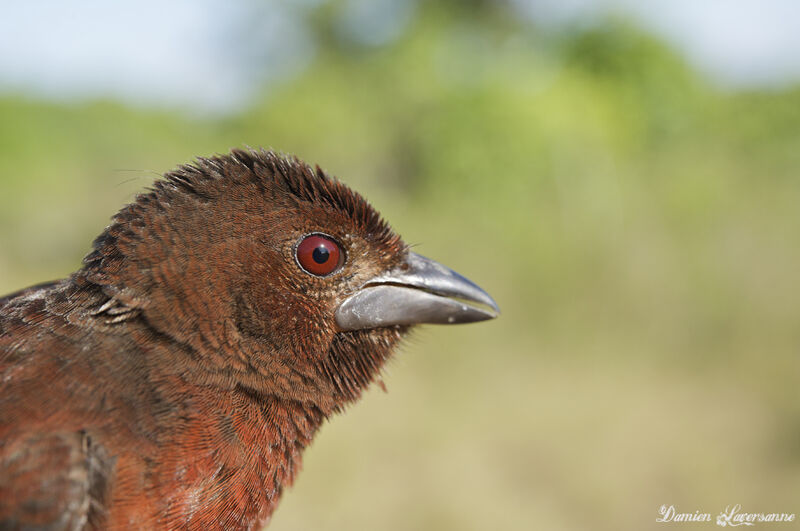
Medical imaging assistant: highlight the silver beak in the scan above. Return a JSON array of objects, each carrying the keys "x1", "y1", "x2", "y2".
[{"x1": 335, "y1": 252, "x2": 500, "y2": 331}]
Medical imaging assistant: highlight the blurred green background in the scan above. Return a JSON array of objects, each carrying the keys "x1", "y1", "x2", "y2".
[{"x1": 1, "y1": 1, "x2": 799, "y2": 530}]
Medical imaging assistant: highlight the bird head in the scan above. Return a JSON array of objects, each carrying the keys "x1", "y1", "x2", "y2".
[{"x1": 80, "y1": 149, "x2": 498, "y2": 413}]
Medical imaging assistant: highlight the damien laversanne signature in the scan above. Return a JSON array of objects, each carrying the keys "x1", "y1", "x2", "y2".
[{"x1": 657, "y1": 504, "x2": 796, "y2": 526}]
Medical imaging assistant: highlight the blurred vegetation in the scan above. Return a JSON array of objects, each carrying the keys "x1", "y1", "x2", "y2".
[{"x1": 1, "y1": 2, "x2": 800, "y2": 530}]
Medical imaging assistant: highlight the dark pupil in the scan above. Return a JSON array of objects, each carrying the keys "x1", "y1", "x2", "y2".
[{"x1": 312, "y1": 246, "x2": 330, "y2": 264}]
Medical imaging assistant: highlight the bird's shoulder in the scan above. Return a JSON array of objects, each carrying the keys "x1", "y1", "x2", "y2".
[
  {"x1": 0, "y1": 279, "x2": 323, "y2": 529},
  {"x1": 0, "y1": 281, "x2": 135, "y2": 529},
  {"x1": 1, "y1": 280, "x2": 131, "y2": 402},
  {"x1": 0, "y1": 428, "x2": 113, "y2": 530},
  {"x1": 0, "y1": 281, "x2": 183, "y2": 528}
]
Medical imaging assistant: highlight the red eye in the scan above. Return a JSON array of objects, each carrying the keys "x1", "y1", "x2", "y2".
[{"x1": 295, "y1": 234, "x2": 344, "y2": 277}]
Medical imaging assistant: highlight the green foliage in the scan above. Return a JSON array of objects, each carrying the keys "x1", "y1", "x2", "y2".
[{"x1": 1, "y1": 8, "x2": 799, "y2": 530}]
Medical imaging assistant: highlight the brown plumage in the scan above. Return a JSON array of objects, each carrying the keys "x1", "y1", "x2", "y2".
[{"x1": 0, "y1": 149, "x2": 498, "y2": 529}]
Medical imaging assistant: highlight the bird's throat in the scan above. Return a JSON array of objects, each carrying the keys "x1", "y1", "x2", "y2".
[{"x1": 153, "y1": 385, "x2": 327, "y2": 529}]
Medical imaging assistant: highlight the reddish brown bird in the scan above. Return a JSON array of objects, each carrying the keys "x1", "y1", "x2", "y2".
[{"x1": 0, "y1": 149, "x2": 498, "y2": 530}]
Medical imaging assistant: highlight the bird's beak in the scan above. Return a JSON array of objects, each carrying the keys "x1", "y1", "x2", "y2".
[{"x1": 335, "y1": 252, "x2": 500, "y2": 331}]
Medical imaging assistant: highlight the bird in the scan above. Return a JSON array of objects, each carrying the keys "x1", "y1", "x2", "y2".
[{"x1": 0, "y1": 148, "x2": 499, "y2": 530}]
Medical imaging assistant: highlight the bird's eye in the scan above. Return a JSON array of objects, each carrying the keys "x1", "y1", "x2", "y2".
[{"x1": 295, "y1": 234, "x2": 344, "y2": 277}]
